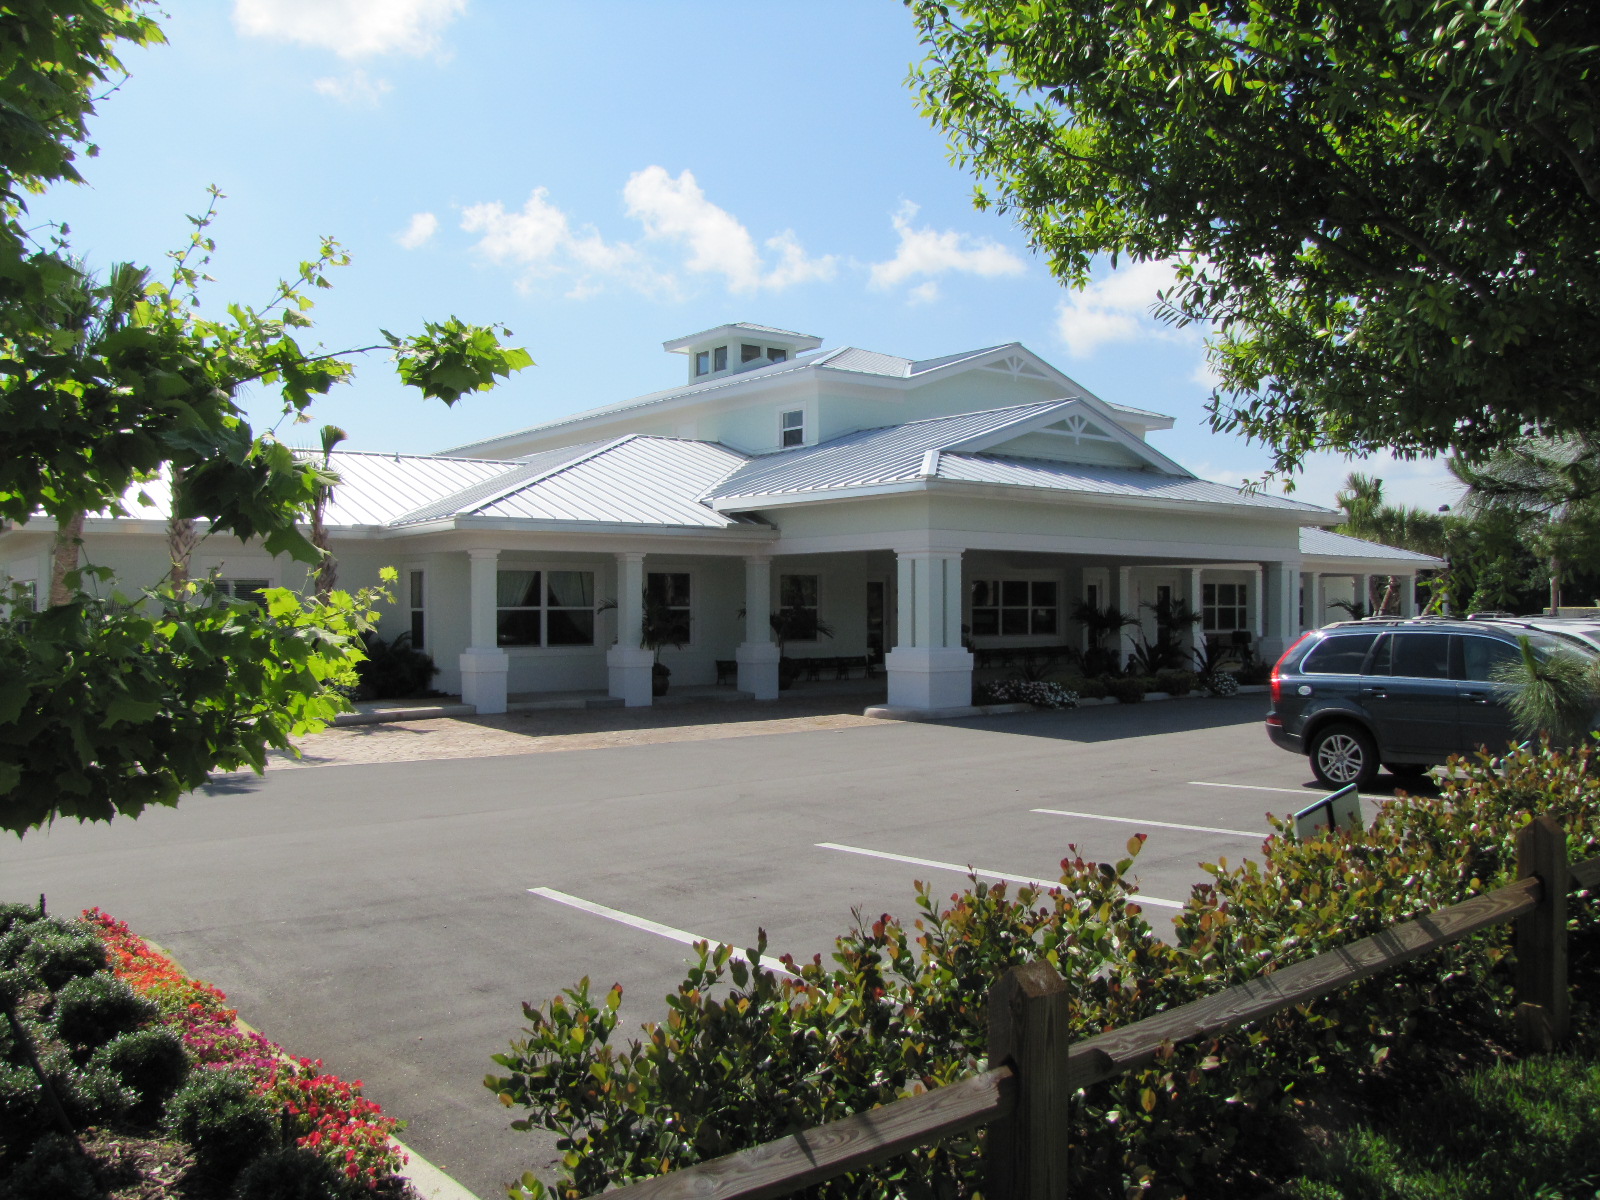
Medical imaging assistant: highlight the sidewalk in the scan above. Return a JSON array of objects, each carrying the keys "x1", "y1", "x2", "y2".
[{"x1": 271, "y1": 683, "x2": 890, "y2": 772}]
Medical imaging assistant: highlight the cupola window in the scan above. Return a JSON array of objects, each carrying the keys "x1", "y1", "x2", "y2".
[
  {"x1": 695, "y1": 351, "x2": 710, "y2": 376},
  {"x1": 741, "y1": 343, "x2": 762, "y2": 363},
  {"x1": 767, "y1": 347, "x2": 787, "y2": 362}
]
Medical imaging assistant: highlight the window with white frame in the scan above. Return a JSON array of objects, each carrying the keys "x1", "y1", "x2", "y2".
[
  {"x1": 215, "y1": 578, "x2": 271, "y2": 605},
  {"x1": 767, "y1": 347, "x2": 787, "y2": 362},
  {"x1": 408, "y1": 568, "x2": 426, "y2": 649},
  {"x1": 780, "y1": 409, "x2": 804, "y2": 448},
  {"x1": 645, "y1": 571, "x2": 691, "y2": 644},
  {"x1": 712, "y1": 346, "x2": 728, "y2": 372},
  {"x1": 695, "y1": 350, "x2": 711, "y2": 376},
  {"x1": 741, "y1": 343, "x2": 762, "y2": 364},
  {"x1": 1202, "y1": 582, "x2": 1249, "y2": 633},
  {"x1": 778, "y1": 574, "x2": 820, "y2": 641},
  {"x1": 496, "y1": 569, "x2": 596, "y2": 647},
  {"x1": 970, "y1": 578, "x2": 1058, "y2": 637}
]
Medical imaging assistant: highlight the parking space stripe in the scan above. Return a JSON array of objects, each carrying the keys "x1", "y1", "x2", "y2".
[
  {"x1": 814, "y1": 842, "x2": 1184, "y2": 910},
  {"x1": 1031, "y1": 808, "x2": 1264, "y2": 840},
  {"x1": 528, "y1": 887, "x2": 796, "y2": 977},
  {"x1": 1187, "y1": 781, "x2": 1390, "y2": 801}
]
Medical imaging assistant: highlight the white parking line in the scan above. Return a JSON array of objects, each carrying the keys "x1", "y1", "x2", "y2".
[
  {"x1": 1032, "y1": 808, "x2": 1264, "y2": 840},
  {"x1": 1188, "y1": 781, "x2": 1389, "y2": 801},
  {"x1": 814, "y1": 842, "x2": 1184, "y2": 910},
  {"x1": 528, "y1": 887, "x2": 796, "y2": 977}
]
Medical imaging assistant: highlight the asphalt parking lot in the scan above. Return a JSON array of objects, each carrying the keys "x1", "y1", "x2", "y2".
[{"x1": 0, "y1": 696, "x2": 1424, "y2": 1198}]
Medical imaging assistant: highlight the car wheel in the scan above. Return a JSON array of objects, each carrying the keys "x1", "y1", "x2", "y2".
[
  {"x1": 1309, "y1": 724, "x2": 1378, "y2": 789},
  {"x1": 1384, "y1": 761, "x2": 1432, "y2": 780}
]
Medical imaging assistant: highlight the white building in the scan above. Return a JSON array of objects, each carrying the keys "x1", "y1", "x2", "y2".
[{"x1": 0, "y1": 323, "x2": 1440, "y2": 713}]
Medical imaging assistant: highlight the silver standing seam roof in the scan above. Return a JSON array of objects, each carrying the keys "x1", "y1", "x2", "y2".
[{"x1": 1299, "y1": 526, "x2": 1443, "y2": 564}]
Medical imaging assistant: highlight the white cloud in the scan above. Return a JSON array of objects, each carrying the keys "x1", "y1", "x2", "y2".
[
  {"x1": 313, "y1": 68, "x2": 391, "y2": 105},
  {"x1": 461, "y1": 169, "x2": 836, "y2": 299},
  {"x1": 907, "y1": 281, "x2": 941, "y2": 305},
  {"x1": 622, "y1": 166, "x2": 834, "y2": 293},
  {"x1": 234, "y1": 0, "x2": 467, "y2": 58},
  {"x1": 396, "y1": 211, "x2": 438, "y2": 250},
  {"x1": 459, "y1": 188, "x2": 668, "y2": 298},
  {"x1": 868, "y1": 201, "x2": 1025, "y2": 292},
  {"x1": 1054, "y1": 258, "x2": 1188, "y2": 358}
]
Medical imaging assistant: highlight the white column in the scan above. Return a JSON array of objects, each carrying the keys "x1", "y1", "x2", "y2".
[
  {"x1": 1184, "y1": 567, "x2": 1204, "y2": 653},
  {"x1": 1398, "y1": 574, "x2": 1417, "y2": 617},
  {"x1": 1310, "y1": 572, "x2": 1327, "y2": 630},
  {"x1": 1113, "y1": 565, "x2": 1136, "y2": 669},
  {"x1": 1251, "y1": 565, "x2": 1266, "y2": 639},
  {"x1": 459, "y1": 548, "x2": 508, "y2": 714},
  {"x1": 885, "y1": 550, "x2": 972, "y2": 710},
  {"x1": 1353, "y1": 574, "x2": 1370, "y2": 616},
  {"x1": 607, "y1": 552, "x2": 653, "y2": 707},
  {"x1": 736, "y1": 555, "x2": 779, "y2": 700},
  {"x1": 1260, "y1": 559, "x2": 1302, "y2": 660}
]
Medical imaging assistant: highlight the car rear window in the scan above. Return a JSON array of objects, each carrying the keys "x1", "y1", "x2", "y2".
[
  {"x1": 1300, "y1": 632, "x2": 1378, "y2": 674},
  {"x1": 1461, "y1": 635, "x2": 1522, "y2": 682}
]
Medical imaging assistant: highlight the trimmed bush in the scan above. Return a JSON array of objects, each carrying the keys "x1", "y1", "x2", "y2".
[
  {"x1": 232, "y1": 1146, "x2": 353, "y2": 1200},
  {"x1": 166, "y1": 1067, "x2": 281, "y2": 1180},
  {"x1": 0, "y1": 903, "x2": 42, "y2": 938},
  {"x1": 8, "y1": 919, "x2": 108, "y2": 991},
  {"x1": 1072, "y1": 676, "x2": 1109, "y2": 700},
  {"x1": 0, "y1": 1061, "x2": 49, "y2": 1152},
  {"x1": 355, "y1": 630, "x2": 439, "y2": 700},
  {"x1": 91, "y1": 1027, "x2": 188, "y2": 1110},
  {"x1": 977, "y1": 679, "x2": 1079, "y2": 709},
  {"x1": 1, "y1": 1132, "x2": 101, "y2": 1200},
  {"x1": 1104, "y1": 675, "x2": 1146, "y2": 704},
  {"x1": 45, "y1": 1050, "x2": 136, "y2": 1127},
  {"x1": 53, "y1": 973, "x2": 156, "y2": 1052},
  {"x1": 1154, "y1": 668, "x2": 1196, "y2": 696}
]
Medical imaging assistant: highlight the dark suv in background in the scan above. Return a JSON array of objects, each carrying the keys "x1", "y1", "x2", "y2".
[{"x1": 1265, "y1": 617, "x2": 1598, "y2": 787}]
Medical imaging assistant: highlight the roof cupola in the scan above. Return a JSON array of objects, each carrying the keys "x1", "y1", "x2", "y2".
[{"x1": 662, "y1": 322, "x2": 823, "y2": 383}]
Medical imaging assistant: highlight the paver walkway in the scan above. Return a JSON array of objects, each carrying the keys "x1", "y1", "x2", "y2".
[{"x1": 266, "y1": 694, "x2": 886, "y2": 771}]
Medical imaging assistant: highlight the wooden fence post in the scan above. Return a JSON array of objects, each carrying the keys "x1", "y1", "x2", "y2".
[
  {"x1": 986, "y1": 961, "x2": 1070, "y2": 1200},
  {"x1": 1515, "y1": 815, "x2": 1569, "y2": 1051}
]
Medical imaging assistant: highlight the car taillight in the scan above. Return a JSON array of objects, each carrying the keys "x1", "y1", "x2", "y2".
[{"x1": 1271, "y1": 632, "x2": 1313, "y2": 705}]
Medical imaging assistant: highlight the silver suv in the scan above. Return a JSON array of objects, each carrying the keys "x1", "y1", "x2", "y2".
[{"x1": 1265, "y1": 617, "x2": 1597, "y2": 788}]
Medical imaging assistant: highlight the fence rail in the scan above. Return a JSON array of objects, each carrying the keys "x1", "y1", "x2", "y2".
[{"x1": 605, "y1": 817, "x2": 1591, "y2": 1200}]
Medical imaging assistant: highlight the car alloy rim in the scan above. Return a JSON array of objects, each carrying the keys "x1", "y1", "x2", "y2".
[{"x1": 1317, "y1": 734, "x2": 1364, "y2": 783}]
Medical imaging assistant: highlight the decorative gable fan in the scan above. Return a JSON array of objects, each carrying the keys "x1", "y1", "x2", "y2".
[
  {"x1": 1046, "y1": 414, "x2": 1114, "y2": 442},
  {"x1": 981, "y1": 354, "x2": 1049, "y2": 378}
]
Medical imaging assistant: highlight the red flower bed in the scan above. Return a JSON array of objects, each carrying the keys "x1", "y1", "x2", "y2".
[{"x1": 82, "y1": 908, "x2": 408, "y2": 1190}]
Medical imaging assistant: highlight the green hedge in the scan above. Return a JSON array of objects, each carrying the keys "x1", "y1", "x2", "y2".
[{"x1": 489, "y1": 745, "x2": 1600, "y2": 1199}]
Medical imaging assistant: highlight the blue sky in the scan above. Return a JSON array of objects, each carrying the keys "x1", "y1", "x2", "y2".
[{"x1": 42, "y1": 0, "x2": 1457, "y2": 511}]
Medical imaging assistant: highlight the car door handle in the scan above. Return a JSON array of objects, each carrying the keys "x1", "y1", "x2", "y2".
[
  {"x1": 1461, "y1": 690, "x2": 1492, "y2": 704},
  {"x1": 1361, "y1": 687, "x2": 1387, "y2": 698}
]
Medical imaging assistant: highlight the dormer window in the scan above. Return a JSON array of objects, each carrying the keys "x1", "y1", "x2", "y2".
[
  {"x1": 695, "y1": 351, "x2": 710, "y2": 376},
  {"x1": 780, "y1": 409, "x2": 804, "y2": 448}
]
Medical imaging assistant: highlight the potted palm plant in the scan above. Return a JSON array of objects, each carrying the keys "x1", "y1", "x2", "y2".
[{"x1": 640, "y1": 590, "x2": 689, "y2": 696}]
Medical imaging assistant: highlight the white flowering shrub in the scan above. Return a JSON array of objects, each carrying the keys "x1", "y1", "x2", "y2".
[
  {"x1": 1202, "y1": 671, "x2": 1240, "y2": 697},
  {"x1": 976, "y1": 679, "x2": 1079, "y2": 709}
]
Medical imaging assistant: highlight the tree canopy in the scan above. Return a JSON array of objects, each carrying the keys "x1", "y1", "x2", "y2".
[
  {"x1": 909, "y1": 0, "x2": 1600, "y2": 473},
  {"x1": 0, "y1": 1, "x2": 531, "y2": 834}
]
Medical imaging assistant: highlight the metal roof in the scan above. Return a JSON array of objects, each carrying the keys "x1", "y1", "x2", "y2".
[
  {"x1": 1300, "y1": 526, "x2": 1443, "y2": 564},
  {"x1": 395, "y1": 436, "x2": 754, "y2": 530},
  {"x1": 933, "y1": 453, "x2": 1329, "y2": 513},
  {"x1": 704, "y1": 402, "x2": 1078, "y2": 500}
]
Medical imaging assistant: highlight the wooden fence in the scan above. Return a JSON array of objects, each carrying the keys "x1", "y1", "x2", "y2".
[{"x1": 601, "y1": 816, "x2": 1596, "y2": 1200}]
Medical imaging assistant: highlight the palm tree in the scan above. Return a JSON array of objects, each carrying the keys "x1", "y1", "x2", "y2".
[
  {"x1": 1452, "y1": 436, "x2": 1600, "y2": 616},
  {"x1": 308, "y1": 424, "x2": 347, "y2": 599},
  {"x1": 42, "y1": 261, "x2": 150, "y2": 605},
  {"x1": 1333, "y1": 472, "x2": 1450, "y2": 613}
]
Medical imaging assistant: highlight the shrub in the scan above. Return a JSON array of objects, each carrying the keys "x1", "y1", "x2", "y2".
[
  {"x1": 1104, "y1": 675, "x2": 1146, "y2": 704},
  {"x1": 91, "y1": 1027, "x2": 189, "y2": 1110},
  {"x1": 0, "y1": 1132, "x2": 101, "y2": 1200},
  {"x1": 52, "y1": 973, "x2": 156, "y2": 1052},
  {"x1": 1201, "y1": 670, "x2": 1239, "y2": 697},
  {"x1": 4, "y1": 918, "x2": 108, "y2": 991},
  {"x1": 491, "y1": 743, "x2": 1600, "y2": 1200},
  {"x1": 44, "y1": 1049, "x2": 136, "y2": 1127},
  {"x1": 976, "y1": 679, "x2": 1079, "y2": 709},
  {"x1": 166, "y1": 1067, "x2": 280, "y2": 1180},
  {"x1": 232, "y1": 1147, "x2": 352, "y2": 1200},
  {"x1": 0, "y1": 902, "x2": 41, "y2": 938},
  {"x1": 354, "y1": 630, "x2": 439, "y2": 700},
  {"x1": 1154, "y1": 668, "x2": 1196, "y2": 696},
  {"x1": 0, "y1": 1061, "x2": 49, "y2": 1152},
  {"x1": 1073, "y1": 676, "x2": 1108, "y2": 700}
]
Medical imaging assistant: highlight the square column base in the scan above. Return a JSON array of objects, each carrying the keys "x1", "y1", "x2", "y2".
[
  {"x1": 736, "y1": 642, "x2": 780, "y2": 701},
  {"x1": 607, "y1": 645, "x2": 655, "y2": 708},
  {"x1": 459, "y1": 648, "x2": 509, "y2": 715},
  {"x1": 885, "y1": 646, "x2": 974, "y2": 711}
]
